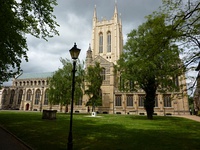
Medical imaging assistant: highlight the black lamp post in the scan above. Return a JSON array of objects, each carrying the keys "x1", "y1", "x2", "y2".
[{"x1": 67, "y1": 43, "x2": 81, "y2": 150}]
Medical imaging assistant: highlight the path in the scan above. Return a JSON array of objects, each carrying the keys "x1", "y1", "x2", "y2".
[
  {"x1": 174, "y1": 115, "x2": 200, "y2": 122},
  {"x1": 0, "y1": 126, "x2": 32, "y2": 150}
]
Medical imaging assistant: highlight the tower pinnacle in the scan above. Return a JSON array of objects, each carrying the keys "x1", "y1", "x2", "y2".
[{"x1": 93, "y1": 5, "x2": 97, "y2": 20}]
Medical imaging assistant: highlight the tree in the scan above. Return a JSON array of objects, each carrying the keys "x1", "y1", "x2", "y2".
[
  {"x1": 0, "y1": 0, "x2": 59, "y2": 85},
  {"x1": 158, "y1": 0, "x2": 200, "y2": 86},
  {"x1": 85, "y1": 62, "x2": 103, "y2": 112},
  {"x1": 116, "y1": 15, "x2": 183, "y2": 119},
  {"x1": 48, "y1": 58, "x2": 84, "y2": 112}
]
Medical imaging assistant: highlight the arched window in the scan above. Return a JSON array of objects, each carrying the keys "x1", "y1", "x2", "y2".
[
  {"x1": 26, "y1": 89, "x2": 32, "y2": 101},
  {"x1": 44, "y1": 90, "x2": 48, "y2": 105},
  {"x1": 35, "y1": 89, "x2": 41, "y2": 105},
  {"x1": 115, "y1": 95, "x2": 122, "y2": 106},
  {"x1": 155, "y1": 95, "x2": 158, "y2": 107},
  {"x1": 10, "y1": 90, "x2": 15, "y2": 104},
  {"x1": 18, "y1": 90, "x2": 23, "y2": 104},
  {"x1": 99, "y1": 32, "x2": 103, "y2": 53},
  {"x1": 129, "y1": 80, "x2": 134, "y2": 92},
  {"x1": 119, "y1": 75, "x2": 124, "y2": 90},
  {"x1": 174, "y1": 75, "x2": 179, "y2": 86},
  {"x1": 164, "y1": 95, "x2": 171, "y2": 107},
  {"x1": 138, "y1": 95, "x2": 145, "y2": 107},
  {"x1": 173, "y1": 75, "x2": 179, "y2": 91},
  {"x1": 75, "y1": 98, "x2": 82, "y2": 106},
  {"x1": 2, "y1": 90, "x2": 7, "y2": 105},
  {"x1": 107, "y1": 31, "x2": 111, "y2": 52},
  {"x1": 127, "y1": 95, "x2": 133, "y2": 106},
  {"x1": 101, "y1": 68, "x2": 106, "y2": 80}
]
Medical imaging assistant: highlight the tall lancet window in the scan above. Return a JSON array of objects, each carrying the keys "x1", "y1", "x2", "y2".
[
  {"x1": 99, "y1": 32, "x2": 103, "y2": 53},
  {"x1": 35, "y1": 89, "x2": 41, "y2": 105},
  {"x1": 107, "y1": 31, "x2": 111, "y2": 52},
  {"x1": 101, "y1": 68, "x2": 106, "y2": 80}
]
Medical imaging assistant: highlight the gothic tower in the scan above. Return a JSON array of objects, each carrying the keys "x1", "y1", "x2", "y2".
[
  {"x1": 90, "y1": 4, "x2": 123, "y2": 64},
  {"x1": 85, "y1": 4, "x2": 123, "y2": 113}
]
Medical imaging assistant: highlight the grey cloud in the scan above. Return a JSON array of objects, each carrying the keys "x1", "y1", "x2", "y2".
[{"x1": 20, "y1": 0, "x2": 162, "y2": 74}]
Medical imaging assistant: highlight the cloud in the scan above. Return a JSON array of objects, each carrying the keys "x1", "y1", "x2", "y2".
[{"x1": 19, "y1": 0, "x2": 162, "y2": 74}]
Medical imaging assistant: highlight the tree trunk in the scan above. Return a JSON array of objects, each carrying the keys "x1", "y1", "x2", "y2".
[
  {"x1": 145, "y1": 101, "x2": 154, "y2": 120},
  {"x1": 144, "y1": 77, "x2": 157, "y2": 120},
  {"x1": 92, "y1": 104, "x2": 95, "y2": 112},
  {"x1": 65, "y1": 104, "x2": 68, "y2": 113},
  {"x1": 49, "y1": 104, "x2": 52, "y2": 110}
]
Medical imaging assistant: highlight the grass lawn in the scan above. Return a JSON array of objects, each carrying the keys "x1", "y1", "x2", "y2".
[{"x1": 0, "y1": 111, "x2": 200, "y2": 150}]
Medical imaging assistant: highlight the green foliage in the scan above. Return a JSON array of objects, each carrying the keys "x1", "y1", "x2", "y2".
[
  {"x1": 117, "y1": 15, "x2": 183, "y2": 119},
  {"x1": 188, "y1": 96, "x2": 194, "y2": 106},
  {"x1": 0, "y1": 0, "x2": 59, "y2": 84},
  {"x1": 117, "y1": 15, "x2": 182, "y2": 93},
  {"x1": 48, "y1": 58, "x2": 84, "y2": 109},
  {"x1": 85, "y1": 62, "x2": 103, "y2": 110}
]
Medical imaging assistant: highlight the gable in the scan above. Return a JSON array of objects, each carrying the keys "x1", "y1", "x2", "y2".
[{"x1": 93, "y1": 55, "x2": 111, "y2": 65}]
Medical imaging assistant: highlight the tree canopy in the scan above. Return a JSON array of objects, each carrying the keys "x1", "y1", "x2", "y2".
[
  {"x1": 0, "y1": 0, "x2": 59, "y2": 85},
  {"x1": 158, "y1": 0, "x2": 200, "y2": 89},
  {"x1": 117, "y1": 15, "x2": 183, "y2": 119},
  {"x1": 85, "y1": 62, "x2": 103, "y2": 112},
  {"x1": 160, "y1": 0, "x2": 200, "y2": 53},
  {"x1": 48, "y1": 58, "x2": 84, "y2": 112}
]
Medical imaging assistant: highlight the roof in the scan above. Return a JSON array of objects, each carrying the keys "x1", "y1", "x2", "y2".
[{"x1": 16, "y1": 72, "x2": 54, "y2": 79}]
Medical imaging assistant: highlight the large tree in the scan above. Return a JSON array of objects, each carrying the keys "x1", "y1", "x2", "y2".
[
  {"x1": 117, "y1": 15, "x2": 183, "y2": 119},
  {"x1": 85, "y1": 62, "x2": 103, "y2": 112},
  {"x1": 158, "y1": 0, "x2": 200, "y2": 88},
  {"x1": 0, "y1": 0, "x2": 59, "y2": 85},
  {"x1": 48, "y1": 58, "x2": 84, "y2": 112}
]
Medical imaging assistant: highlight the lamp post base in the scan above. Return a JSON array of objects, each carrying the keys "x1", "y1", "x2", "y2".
[
  {"x1": 67, "y1": 129, "x2": 73, "y2": 149},
  {"x1": 67, "y1": 142, "x2": 73, "y2": 150}
]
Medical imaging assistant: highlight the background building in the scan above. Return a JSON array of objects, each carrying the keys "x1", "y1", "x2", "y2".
[
  {"x1": 0, "y1": 5, "x2": 189, "y2": 115},
  {"x1": 193, "y1": 63, "x2": 200, "y2": 114},
  {"x1": 84, "y1": 4, "x2": 189, "y2": 115}
]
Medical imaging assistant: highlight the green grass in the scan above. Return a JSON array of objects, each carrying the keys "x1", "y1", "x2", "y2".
[{"x1": 0, "y1": 111, "x2": 200, "y2": 150}]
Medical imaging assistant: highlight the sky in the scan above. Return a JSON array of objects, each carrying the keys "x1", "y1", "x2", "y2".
[
  {"x1": 20, "y1": 0, "x2": 163, "y2": 74},
  {"x1": 3, "y1": 0, "x2": 196, "y2": 95}
]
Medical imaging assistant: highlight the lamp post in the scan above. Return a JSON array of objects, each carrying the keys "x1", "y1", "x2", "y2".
[{"x1": 67, "y1": 43, "x2": 81, "y2": 150}]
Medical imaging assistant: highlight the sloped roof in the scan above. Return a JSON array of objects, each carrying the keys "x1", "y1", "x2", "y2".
[
  {"x1": 93, "y1": 55, "x2": 111, "y2": 64},
  {"x1": 16, "y1": 72, "x2": 54, "y2": 79}
]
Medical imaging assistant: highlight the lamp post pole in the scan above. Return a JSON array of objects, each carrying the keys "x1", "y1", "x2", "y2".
[
  {"x1": 67, "y1": 43, "x2": 81, "y2": 150},
  {"x1": 67, "y1": 60, "x2": 76, "y2": 150}
]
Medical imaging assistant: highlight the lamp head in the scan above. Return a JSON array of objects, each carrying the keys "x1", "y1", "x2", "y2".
[{"x1": 69, "y1": 43, "x2": 81, "y2": 60}]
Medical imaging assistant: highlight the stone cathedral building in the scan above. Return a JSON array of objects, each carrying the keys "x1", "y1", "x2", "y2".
[{"x1": 0, "y1": 5, "x2": 189, "y2": 115}]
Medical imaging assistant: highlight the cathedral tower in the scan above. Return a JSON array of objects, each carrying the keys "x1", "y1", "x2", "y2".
[{"x1": 91, "y1": 4, "x2": 123, "y2": 64}]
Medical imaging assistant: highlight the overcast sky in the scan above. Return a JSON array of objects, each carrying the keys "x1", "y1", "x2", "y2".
[{"x1": 20, "y1": 0, "x2": 162, "y2": 74}]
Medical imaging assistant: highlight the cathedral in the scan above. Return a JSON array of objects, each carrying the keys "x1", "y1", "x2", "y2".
[{"x1": 0, "y1": 5, "x2": 189, "y2": 115}]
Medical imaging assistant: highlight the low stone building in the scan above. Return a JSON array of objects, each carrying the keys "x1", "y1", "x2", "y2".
[{"x1": 0, "y1": 70, "x2": 189, "y2": 115}]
